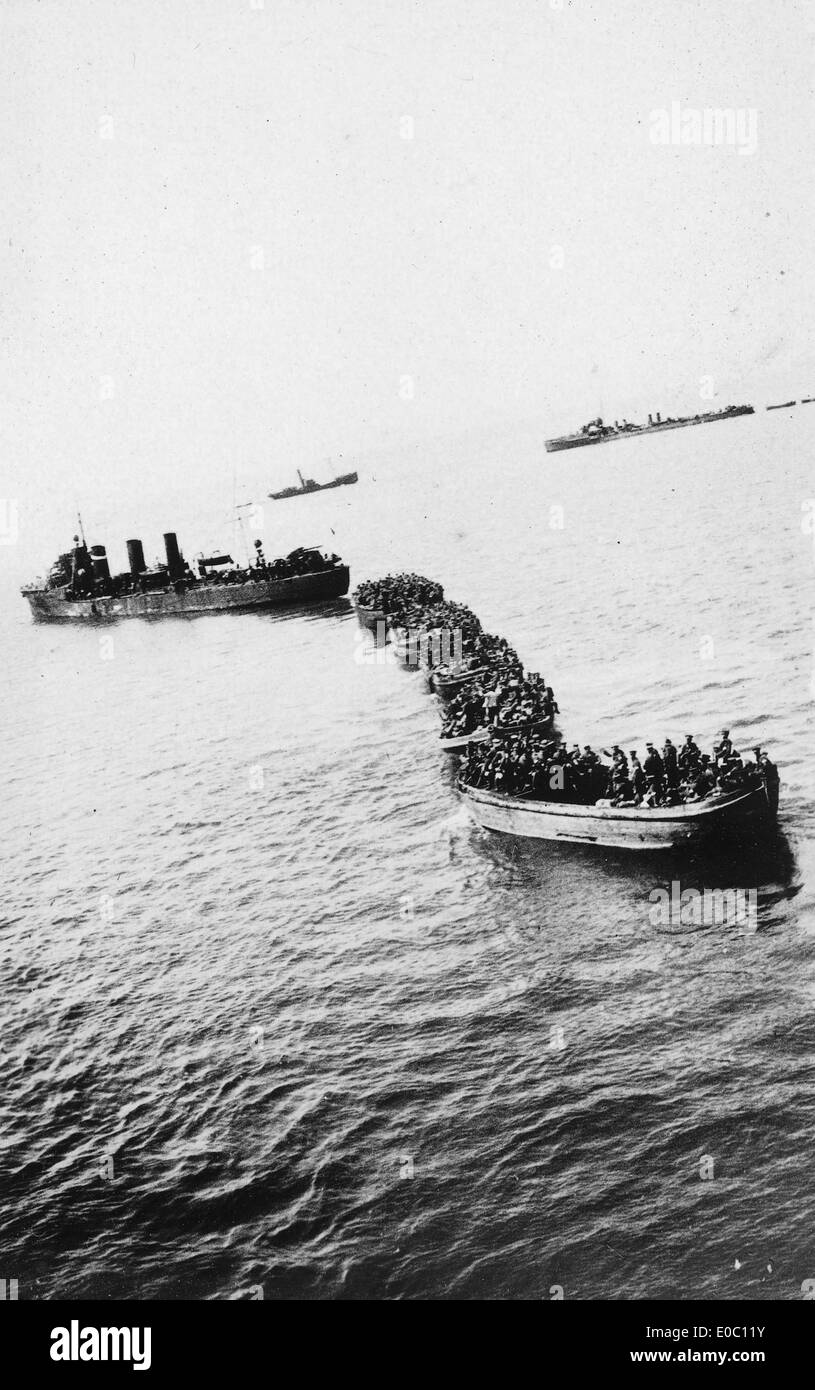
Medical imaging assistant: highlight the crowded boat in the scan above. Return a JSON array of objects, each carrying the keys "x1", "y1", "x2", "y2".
[
  {"x1": 458, "y1": 730, "x2": 779, "y2": 808},
  {"x1": 352, "y1": 573, "x2": 780, "y2": 823},
  {"x1": 440, "y1": 670, "x2": 558, "y2": 741},
  {"x1": 353, "y1": 573, "x2": 444, "y2": 622}
]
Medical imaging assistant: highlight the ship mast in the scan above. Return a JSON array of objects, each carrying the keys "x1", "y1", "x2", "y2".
[{"x1": 233, "y1": 503, "x2": 254, "y2": 568}]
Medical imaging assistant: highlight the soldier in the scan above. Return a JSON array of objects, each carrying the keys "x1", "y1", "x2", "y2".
[
  {"x1": 603, "y1": 745, "x2": 628, "y2": 773},
  {"x1": 678, "y1": 734, "x2": 701, "y2": 775},
  {"x1": 609, "y1": 753, "x2": 632, "y2": 803},
  {"x1": 758, "y1": 750, "x2": 780, "y2": 799},
  {"x1": 484, "y1": 685, "x2": 500, "y2": 725},
  {"x1": 719, "y1": 756, "x2": 746, "y2": 792},
  {"x1": 643, "y1": 742, "x2": 665, "y2": 803},
  {"x1": 713, "y1": 728, "x2": 734, "y2": 765},
  {"x1": 662, "y1": 738, "x2": 679, "y2": 790},
  {"x1": 745, "y1": 745, "x2": 766, "y2": 786},
  {"x1": 581, "y1": 745, "x2": 600, "y2": 770},
  {"x1": 581, "y1": 745, "x2": 604, "y2": 801},
  {"x1": 629, "y1": 751, "x2": 646, "y2": 802},
  {"x1": 531, "y1": 754, "x2": 548, "y2": 799},
  {"x1": 691, "y1": 756, "x2": 716, "y2": 800}
]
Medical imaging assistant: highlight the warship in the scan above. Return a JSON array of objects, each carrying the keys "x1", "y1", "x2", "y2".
[
  {"x1": 21, "y1": 526, "x2": 350, "y2": 622},
  {"x1": 544, "y1": 403, "x2": 754, "y2": 453},
  {"x1": 269, "y1": 467, "x2": 358, "y2": 500}
]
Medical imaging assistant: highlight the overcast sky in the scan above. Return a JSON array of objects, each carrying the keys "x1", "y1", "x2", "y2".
[{"x1": 2, "y1": 0, "x2": 814, "y2": 565}]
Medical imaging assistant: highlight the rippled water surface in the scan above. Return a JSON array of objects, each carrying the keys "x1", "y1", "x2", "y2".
[{"x1": 2, "y1": 411, "x2": 814, "y2": 1300}]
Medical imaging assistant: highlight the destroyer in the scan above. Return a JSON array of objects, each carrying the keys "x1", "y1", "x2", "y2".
[
  {"x1": 21, "y1": 527, "x2": 349, "y2": 622},
  {"x1": 269, "y1": 467, "x2": 358, "y2": 500},
  {"x1": 544, "y1": 404, "x2": 754, "y2": 453}
]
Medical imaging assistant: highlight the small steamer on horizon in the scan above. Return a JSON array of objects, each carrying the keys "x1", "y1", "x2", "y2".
[{"x1": 269, "y1": 467, "x2": 358, "y2": 500}]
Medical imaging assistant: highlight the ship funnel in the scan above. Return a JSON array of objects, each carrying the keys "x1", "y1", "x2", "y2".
[
  {"x1": 127, "y1": 538, "x2": 146, "y2": 576},
  {"x1": 90, "y1": 544, "x2": 110, "y2": 584},
  {"x1": 163, "y1": 531, "x2": 184, "y2": 579}
]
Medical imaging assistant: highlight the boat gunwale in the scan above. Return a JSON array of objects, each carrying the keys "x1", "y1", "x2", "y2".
[
  {"x1": 431, "y1": 664, "x2": 489, "y2": 693},
  {"x1": 458, "y1": 781, "x2": 767, "y2": 823},
  {"x1": 439, "y1": 727, "x2": 490, "y2": 751}
]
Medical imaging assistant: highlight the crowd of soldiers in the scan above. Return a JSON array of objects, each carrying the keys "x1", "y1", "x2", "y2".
[
  {"x1": 353, "y1": 573, "x2": 445, "y2": 621},
  {"x1": 353, "y1": 573, "x2": 778, "y2": 810},
  {"x1": 351, "y1": 572, "x2": 559, "y2": 743},
  {"x1": 441, "y1": 668, "x2": 559, "y2": 739},
  {"x1": 458, "y1": 729, "x2": 779, "y2": 807},
  {"x1": 398, "y1": 599, "x2": 484, "y2": 647},
  {"x1": 354, "y1": 573, "x2": 490, "y2": 654}
]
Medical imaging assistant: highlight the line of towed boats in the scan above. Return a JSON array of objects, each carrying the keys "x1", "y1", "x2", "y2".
[{"x1": 353, "y1": 574, "x2": 780, "y2": 853}]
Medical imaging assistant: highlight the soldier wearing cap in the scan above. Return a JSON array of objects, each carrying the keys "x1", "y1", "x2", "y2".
[
  {"x1": 629, "y1": 750, "x2": 646, "y2": 802},
  {"x1": 581, "y1": 745, "x2": 604, "y2": 801},
  {"x1": 662, "y1": 737, "x2": 679, "y2": 790},
  {"x1": 758, "y1": 749, "x2": 780, "y2": 798},
  {"x1": 714, "y1": 728, "x2": 733, "y2": 765},
  {"x1": 643, "y1": 742, "x2": 665, "y2": 803},
  {"x1": 748, "y1": 745, "x2": 765, "y2": 785},
  {"x1": 602, "y1": 744, "x2": 628, "y2": 772},
  {"x1": 608, "y1": 751, "x2": 631, "y2": 801},
  {"x1": 678, "y1": 734, "x2": 701, "y2": 775}
]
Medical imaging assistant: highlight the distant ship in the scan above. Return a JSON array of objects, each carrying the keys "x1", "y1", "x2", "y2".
[
  {"x1": 21, "y1": 526, "x2": 349, "y2": 622},
  {"x1": 544, "y1": 404, "x2": 754, "y2": 453},
  {"x1": 269, "y1": 467, "x2": 358, "y2": 500},
  {"x1": 766, "y1": 400, "x2": 796, "y2": 410}
]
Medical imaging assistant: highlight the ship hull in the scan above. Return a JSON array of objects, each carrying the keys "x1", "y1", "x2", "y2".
[
  {"x1": 459, "y1": 781, "x2": 776, "y2": 851},
  {"x1": 22, "y1": 566, "x2": 350, "y2": 622}
]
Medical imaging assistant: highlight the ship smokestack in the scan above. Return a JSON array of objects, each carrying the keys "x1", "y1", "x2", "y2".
[
  {"x1": 127, "y1": 538, "x2": 146, "y2": 577},
  {"x1": 656, "y1": 411, "x2": 662, "y2": 423},
  {"x1": 163, "y1": 531, "x2": 184, "y2": 579},
  {"x1": 90, "y1": 544, "x2": 110, "y2": 584}
]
